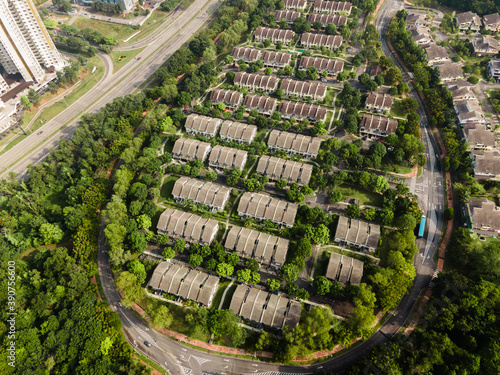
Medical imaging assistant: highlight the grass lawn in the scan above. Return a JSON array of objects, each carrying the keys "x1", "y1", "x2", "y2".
[
  {"x1": 160, "y1": 175, "x2": 179, "y2": 202},
  {"x1": 322, "y1": 88, "x2": 336, "y2": 108},
  {"x1": 72, "y1": 18, "x2": 137, "y2": 43},
  {"x1": 111, "y1": 48, "x2": 145, "y2": 73},
  {"x1": 127, "y1": 11, "x2": 170, "y2": 44},
  {"x1": 221, "y1": 283, "x2": 237, "y2": 310},
  {"x1": 211, "y1": 280, "x2": 231, "y2": 309},
  {"x1": 150, "y1": 206, "x2": 165, "y2": 232},
  {"x1": 325, "y1": 111, "x2": 334, "y2": 129},
  {"x1": 391, "y1": 164, "x2": 414, "y2": 174},
  {"x1": 390, "y1": 99, "x2": 406, "y2": 118},
  {"x1": 336, "y1": 185, "x2": 383, "y2": 207},
  {"x1": 0, "y1": 132, "x2": 30, "y2": 156}
]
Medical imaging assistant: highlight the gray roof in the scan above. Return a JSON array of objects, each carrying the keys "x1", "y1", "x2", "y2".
[
  {"x1": 280, "y1": 78, "x2": 327, "y2": 98},
  {"x1": 278, "y1": 100, "x2": 328, "y2": 122},
  {"x1": 218, "y1": 120, "x2": 257, "y2": 143},
  {"x1": 234, "y1": 72, "x2": 279, "y2": 91},
  {"x1": 231, "y1": 47, "x2": 261, "y2": 62},
  {"x1": 224, "y1": 226, "x2": 289, "y2": 266},
  {"x1": 308, "y1": 13, "x2": 348, "y2": 27},
  {"x1": 435, "y1": 62, "x2": 464, "y2": 80},
  {"x1": 483, "y1": 13, "x2": 500, "y2": 26},
  {"x1": 334, "y1": 216, "x2": 380, "y2": 250},
  {"x1": 229, "y1": 285, "x2": 302, "y2": 329},
  {"x1": 464, "y1": 124, "x2": 497, "y2": 148},
  {"x1": 253, "y1": 27, "x2": 296, "y2": 43},
  {"x1": 256, "y1": 155, "x2": 313, "y2": 185},
  {"x1": 424, "y1": 43, "x2": 449, "y2": 62},
  {"x1": 172, "y1": 176, "x2": 231, "y2": 210},
  {"x1": 468, "y1": 199, "x2": 500, "y2": 234},
  {"x1": 149, "y1": 262, "x2": 219, "y2": 306},
  {"x1": 267, "y1": 129, "x2": 322, "y2": 157},
  {"x1": 365, "y1": 92, "x2": 394, "y2": 110},
  {"x1": 210, "y1": 89, "x2": 243, "y2": 107},
  {"x1": 243, "y1": 94, "x2": 277, "y2": 113},
  {"x1": 299, "y1": 56, "x2": 344, "y2": 74},
  {"x1": 156, "y1": 208, "x2": 219, "y2": 245},
  {"x1": 184, "y1": 114, "x2": 222, "y2": 138},
  {"x1": 172, "y1": 138, "x2": 211, "y2": 161},
  {"x1": 456, "y1": 11, "x2": 481, "y2": 26},
  {"x1": 314, "y1": 0, "x2": 352, "y2": 13},
  {"x1": 325, "y1": 252, "x2": 364, "y2": 286},
  {"x1": 473, "y1": 36, "x2": 500, "y2": 53},
  {"x1": 261, "y1": 51, "x2": 292, "y2": 66},
  {"x1": 208, "y1": 145, "x2": 248, "y2": 170},
  {"x1": 301, "y1": 33, "x2": 342, "y2": 49},
  {"x1": 237, "y1": 192, "x2": 298, "y2": 226},
  {"x1": 472, "y1": 149, "x2": 500, "y2": 176},
  {"x1": 283, "y1": 0, "x2": 307, "y2": 8},
  {"x1": 275, "y1": 10, "x2": 301, "y2": 22},
  {"x1": 359, "y1": 114, "x2": 398, "y2": 136}
]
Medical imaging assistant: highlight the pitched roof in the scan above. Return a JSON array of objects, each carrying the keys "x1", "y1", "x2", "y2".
[
  {"x1": 172, "y1": 177, "x2": 231, "y2": 209},
  {"x1": 283, "y1": 0, "x2": 307, "y2": 8},
  {"x1": 224, "y1": 226, "x2": 289, "y2": 266},
  {"x1": 172, "y1": 138, "x2": 211, "y2": 161},
  {"x1": 314, "y1": 0, "x2": 353, "y2": 13},
  {"x1": 301, "y1": 33, "x2": 342, "y2": 48},
  {"x1": 208, "y1": 145, "x2": 248, "y2": 170},
  {"x1": 468, "y1": 199, "x2": 500, "y2": 234},
  {"x1": 280, "y1": 78, "x2": 327, "y2": 98},
  {"x1": 275, "y1": 10, "x2": 301, "y2": 22},
  {"x1": 261, "y1": 51, "x2": 292, "y2": 66},
  {"x1": 436, "y1": 62, "x2": 464, "y2": 80},
  {"x1": 464, "y1": 124, "x2": 497, "y2": 148},
  {"x1": 325, "y1": 252, "x2": 364, "y2": 286},
  {"x1": 184, "y1": 114, "x2": 221, "y2": 137},
  {"x1": 483, "y1": 13, "x2": 500, "y2": 26},
  {"x1": 307, "y1": 13, "x2": 348, "y2": 26},
  {"x1": 210, "y1": 89, "x2": 243, "y2": 107},
  {"x1": 456, "y1": 11, "x2": 481, "y2": 26},
  {"x1": 234, "y1": 72, "x2": 279, "y2": 91},
  {"x1": 423, "y1": 43, "x2": 449, "y2": 62},
  {"x1": 277, "y1": 100, "x2": 328, "y2": 122},
  {"x1": 359, "y1": 114, "x2": 398, "y2": 136},
  {"x1": 218, "y1": 120, "x2": 257, "y2": 143},
  {"x1": 299, "y1": 56, "x2": 344, "y2": 73},
  {"x1": 231, "y1": 46, "x2": 261, "y2": 61},
  {"x1": 253, "y1": 27, "x2": 296, "y2": 42},
  {"x1": 243, "y1": 94, "x2": 277, "y2": 113},
  {"x1": 472, "y1": 149, "x2": 500, "y2": 175},
  {"x1": 156, "y1": 208, "x2": 219, "y2": 245},
  {"x1": 237, "y1": 192, "x2": 298, "y2": 226},
  {"x1": 365, "y1": 92, "x2": 394, "y2": 110},
  {"x1": 267, "y1": 129, "x2": 323, "y2": 156},
  {"x1": 473, "y1": 35, "x2": 500, "y2": 52},
  {"x1": 334, "y1": 216, "x2": 380, "y2": 250},
  {"x1": 256, "y1": 155, "x2": 313, "y2": 185},
  {"x1": 149, "y1": 262, "x2": 219, "y2": 306}
]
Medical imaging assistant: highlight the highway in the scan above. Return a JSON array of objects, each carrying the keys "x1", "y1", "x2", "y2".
[{"x1": 0, "y1": 0, "x2": 220, "y2": 179}]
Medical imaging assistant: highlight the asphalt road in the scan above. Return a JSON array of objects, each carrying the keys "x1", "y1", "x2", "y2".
[{"x1": 0, "y1": 0, "x2": 219, "y2": 179}]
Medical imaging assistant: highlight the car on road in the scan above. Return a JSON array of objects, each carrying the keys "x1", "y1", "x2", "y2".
[
  {"x1": 137, "y1": 57, "x2": 141, "y2": 60},
  {"x1": 144, "y1": 341, "x2": 151, "y2": 347}
]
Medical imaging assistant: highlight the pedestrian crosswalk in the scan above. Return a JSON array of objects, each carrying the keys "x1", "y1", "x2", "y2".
[
  {"x1": 124, "y1": 314, "x2": 161, "y2": 349},
  {"x1": 181, "y1": 366, "x2": 192, "y2": 374}
]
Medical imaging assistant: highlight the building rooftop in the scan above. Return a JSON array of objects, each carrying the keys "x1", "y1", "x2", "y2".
[
  {"x1": 456, "y1": 11, "x2": 481, "y2": 26},
  {"x1": 483, "y1": 13, "x2": 500, "y2": 26},
  {"x1": 307, "y1": 13, "x2": 348, "y2": 26},
  {"x1": 359, "y1": 114, "x2": 398, "y2": 136},
  {"x1": 243, "y1": 94, "x2": 277, "y2": 113},
  {"x1": 253, "y1": 27, "x2": 296, "y2": 42},
  {"x1": 314, "y1": 0, "x2": 353, "y2": 13},
  {"x1": 267, "y1": 129, "x2": 322, "y2": 156},
  {"x1": 467, "y1": 199, "x2": 500, "y2": 235},
  {"x1": 172, "y1": 138, "x2": 211, "y2": 161},
  {"x1": 208, "y1": 145, "x2": 248, "y2": 170},
  {"x1": 299, "y1": 56, "x2": 344, "y2": 73},
  {"x1": 218, "y1": 120, "x2": 257, "y2": 143},
  {"x1": 184, "y1": 114, "x2": 221, "y2": 137},
  {"x1": 275, "y1": 10, "x2": 301, "y2": 22},
  {"x1": 301, "y1": 33, "x2": 342, "y2": 48},
  {"x1": 231, "y1": 47, "x2": 261, "y2": 62},
  {"x1": 280, "y1": 78, "x2": 327, "y2": 98},
  {"x1": 237, "y1": 192, "x2": 298, "y2": 226},
  {"x1": 172, "y1": 177, "x2": 231, "y2": 210},
  {"x1": 224, "y1": 226, "x2": 289, "y2": 266},
  {"x1": 234, "y1": 72, "x2": 279, "y2": 91},
  {"x1": 472, "y1": 149, "x2": 500, "y2": 176},
  {"x1": 277, "y1": 100, "x2": 328, "y2": 122},
  {"x1": 256, "y1": 155, "x2": 313, "y2": 185},
  {"x1": 325, "y1": 252, "x2": 364, "y2": 286},
  {"x1": 464, "y1": 124, "x2": 497, "y2": 149},
  {"x1": 210, "y1": 89, "x2": 243, "y2": 107},
  {"x1": 283, "y1": 0, "x2": 307, "y2": 8},
  {"x1": 436, "y1": 62, "x2": 464, "y2": 80},
  {"x1": 424, "y1": 43, "x2": 449, "y2": 62},
  {"x1": 365, "y1": 92, "x2": 394, "y2": 110},
  {"x1": 261, "y1": 51, "x2": 292, "y2": 66},
  {"x1": 334, "y1": 216, "x2": 380, "y2": 250}
]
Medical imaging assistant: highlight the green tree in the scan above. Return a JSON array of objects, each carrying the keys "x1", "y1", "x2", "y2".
[
  {"x1": 163, "y1": 247, "x2": 175, "y2": 259},
  {"x1": 346, "y1": 203, "x2": 360, "y2": 218},
  {"x1": 245, "y1": 258, "x2": 259, "y2": 272},
  {"x1": 267, "y1": 278, "x2": 281, "y2": 291},
  {"x1": 39, "y1": 223, "x2": 64, "y2": 245},
  {"x1": 128, "y1": 260, "x2": 147, "y2": 285},
  {"x1": 216, "y1": 262, "x2": 234, "y2": 277},
  {"x1": 206, "y1": 171, "x2": 217, "y2": 182},
  {"x1": 136, "y1": 214, "x2": 152, "y2": 229},
  {"x1": 280, "y1": 263, "x2": 300, "y2": 282},
  {"x1": 237, "y1": 268, "x2": 251, "y2": 282},
  {"x1": 151, "y1": 305, "x2": 173, "y2": 329},
  {"x1": 188, "y1": 254, "x2": 203, "y2": 268},
  {"x1": 313, "y1": 276, "x2": 332, "y2": 295},
  {"x1": 173, "y1": 238, "x2": 186, "y2": 253},
  {"x1": 157, "y1": 234, "x2": 170, "y2": 245}
]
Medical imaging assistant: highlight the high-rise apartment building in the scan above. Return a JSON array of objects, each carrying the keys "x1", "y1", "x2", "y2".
[{"x1": 0, "y1": 0, "x2": 64, "y2": 83}]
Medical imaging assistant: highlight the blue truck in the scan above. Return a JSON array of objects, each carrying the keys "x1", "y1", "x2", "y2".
[{"x1": 418, "y1": 216, "x2": 426, "y2": 238}]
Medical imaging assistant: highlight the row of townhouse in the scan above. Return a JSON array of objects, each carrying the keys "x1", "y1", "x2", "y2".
[
  {"x1": 253, "y1": 27, "x2": 296, "y2": 45},
  {"x1": 231, "y1": 47, "x2": 292, "y2": 68},
  {"x1": 278, "y1": 100, "x2": 328, "y2": 122},
  {"x1": 300, "y1": 33, "x2": 342, "y2": 50},
  {"x1": 274, "y1": 11, "x2": 348, "y2": 28},
  {"x1": 234, "y1": 72, "x2": 279, "y2": 92},
  {"x1": 280, "y1": 78, "x2": 328, "y2": 100},
  {"x1": 184, "y1": 113, "x2": 257, "y2": 143},
  {"x1": 267, "y1": 129, "x2": 322, "y2": 158},
  {"x1": 364, "y1": 92, "x2": 394, "y2": 113},
  {"x1": 244, "y1": 94, "x2": 278, "y2": 116},
  {"x1": 298, "y1": 56, "x2": 344, "y2": 77},
  {"x1": 313, "y1": 0, "x2": 352, "y2": 15}
]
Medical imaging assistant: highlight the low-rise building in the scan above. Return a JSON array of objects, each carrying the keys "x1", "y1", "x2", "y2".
[
  {"x1": 231, "y1": 46, "x2": 261, "y2": 62},
  {"x1": 184, "y1": 114, "x2": 221, "y2": 138},
  {"x1": 482, "y1": 13, "x2": 500, "y2": 32},
  {"x1": 325, "y1": 253, "x2": 364, "y2": 286},
  {"x1": 466, "y1": 198, "x2": 500, "y2": 236},
  {"x1": 423, "y1": 43, "x2": 450, "y2": 65},
  {"x1": 313, "y1": 0, "x2": 353, "y2": 15},
  {"x1": 243, "y1": 94, "x2": 277, "y2": 116},
  {"x1": 359, "y1": 114, "x2": 398, "y2": 138},
  {"x1": 435, "y1": 62, "x2": 464, "y2": 82},
  {"x1": 218, "y1": 120, "x2": 257, "y2": 144},
  {"x1": 148, "y1": 262, "x2": 219, "y2": 306},
  {"x1": 234, "y1": 72, "x2": 279, "y2": 92},
  {"x1": 455, "y1": 11, "x2": 481, "y2": 31},
  {"x1": 209, "y1": 145, "x2": 248, "y2": 171},
  {"x1": 307, "y1": 13, "x2": 348, "y2": 28},
  {"x1": 156, "y1": 208, "x2": 219, "y2": 245},
  {"x1": 470, "y1": 149, "x2": 500, "y2": 179},
  {"x1": 229, "y1": 285, "x2": 301, "y2": 329},
  {"x1": 299, "y1": 56, "x2": 344, "y2": 77},
  {"x1": 275, "y1": 10, "x2": 301, "y2": 23},
  {"x1": 256, "y1": 155, "x2": 313, "y2": 185},
  {"x1": 369, "y1": 65, "x2": 382, "y2": 78},
  {"x1": 283, "y1": 0, "x2": 307, "y2": 10},
  {"x1": 267, "y1": 129, "x2": 323, "y2": 158},
  {"x1": 365, "y1": 92, "x2": 394, "y2": 113},
  {"x1": 488, "y1": 58, "x2": 500, "y2": 81},
  {"x1": 172, "y1": 138, "x2": 211, "y2": 162},
  {"x1": 334, "y1": 215, "x2": 380, "y2": 252},
  {"x1": 237, "y1": 192, "x2": 298, "y2": 227},
  {"x1": 253, "y1": 27, "x2": 295, "y2": 45},
  {"x1": 406, "y1": 12, "x2": 429, "y2": 27},
  {"x1": 172, "y1": 177, "x2": 231, "y2": 212},
  {"x1": 210, "y1": 89, "x2": 244, "y2": 109},
  {"x1": 278, "y1": 100, "x2": 328, "y2": 122},
  {"x1": 448, "y1": 85, "x2": 476, "y2": 101},
  {"x1": 301, "y1": 33, "x2": 342, "y2": 50},
  {"x1": 464, "y1": 124, "x2": 497, "y2": 150},
  {"x1": 410, "y1": 26, "x2": 432, "y2": 46},
  {"x1": 224, "y1": 226, "x2": 289, "y2": 267},
  {"x1": 280, "y1": 78, "x2": 328, "y2": 100},
  {"x1": 261, "y1": 51, "x2": 292, "y2": 68},
  {"x1": 472, "y1": 35, "x2": 500, "y2": 55},
  {"x1": 454, "y1": 99, "x2": 485, "y2": 125}
]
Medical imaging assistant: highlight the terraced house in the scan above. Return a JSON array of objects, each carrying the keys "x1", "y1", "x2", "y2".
[
  {"x1": 172, "y1": 177, "x2": 231, "y2": 212},
  {"x1": 234, "y1": 72, "x2": 279, "y2": 92},
  {"x1": 313, "y1": 0, "x2": 352, "y2": 15},
  {"x1": 256, "y1": 155, "x2": 313, "y2": 185},
  {"x1": 299, "y1": 56, "x2": 344, "y2": 77},
  {"x1": 365, "y1": 92, "x2": 394, "y2": 113},
  {"x1": 301, "y1": 33, "x2": 342, "y2": 50},
  {"x1": 172, "y1": 138, "x2": 211, "y2": 162},
  {"x1": 267, "y1": 129, "x2": 322, "y2": 158},
  {"x1": 275, "y1": 10, "x2": 301, "y2": 24},
  {"x1": 218, "y1": 120, "x2": 257, "y2": 144},
  {"x1": 184, "y1": 114, "x2": 221, "y2": 138},
  {"x1": 231, "y1": 46, "x2": 261, "y2": 62},
  {"x1": 283, "y1": 0, "x2": 307, "y2": 10},
  {"x1": 210, "y1": 88, "x2": 244, "y2": 109},
  {"x1": 243, "y1": 94, "x2": 277, "y2": 116},
  {"x1": 280, "y1": 78, "x2": 327, "y2": 100},
  {"x1": 208, "y1": 146, "x2": 248, "y2": 171},
  {"x1": 261, "y1": 51, "x2": 292, "y2": 68},
  {"x1": 237, "y1": 192, "x2": 298, "y2": 227},
  {"x1": 156, "y1": 209, "x2": 219, "y2": 245},
  {"x1": 359, "y1": 114, "x2": 398, "y2": 138},
  {"x1": 325, "y1": 253, "x2": 364, "y2": 286},
  {"x1": 278, "y1": 100, "x2": 328, "y2": 122},
  {"x1": 253, "y1": 27, "x2": 296, "y2": 45},
  {"x1": 224, "y1": 226, "x2": 289, "y2": 267},
  {"x1": 308, "y1": 13, "x2": 348, "y2": 28}
]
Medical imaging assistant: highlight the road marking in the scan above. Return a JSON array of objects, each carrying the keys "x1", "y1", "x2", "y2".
[
  {"x1": 180, "y1": 366, "x2": 192, "y2": 374},
  {"x1": 189, "y1": 355, "x2": 211, "y2": 365}
]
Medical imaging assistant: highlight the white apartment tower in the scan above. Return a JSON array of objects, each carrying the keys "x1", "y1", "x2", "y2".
[{"x1": 0, "y1": 0, "x2": 64, "y2": 83}]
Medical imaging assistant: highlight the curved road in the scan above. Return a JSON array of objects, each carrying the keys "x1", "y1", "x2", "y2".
[{"x1": 0, "y1": 0, "x2": 219, "y2": 179}]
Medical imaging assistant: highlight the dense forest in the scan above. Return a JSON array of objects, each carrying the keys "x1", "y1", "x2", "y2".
[{"x1": 436, "y1": 0, "x2": 500, "y2": 15}]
